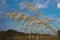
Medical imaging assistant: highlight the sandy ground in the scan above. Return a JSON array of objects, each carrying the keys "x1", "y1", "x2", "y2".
[{"x1": 5, "y1": 35, "x2": 59, "y2": 40}]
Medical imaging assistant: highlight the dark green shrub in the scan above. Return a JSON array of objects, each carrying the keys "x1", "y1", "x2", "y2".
[{"x1": 57, "y1": 30, "x2": 60, "y2": 39}]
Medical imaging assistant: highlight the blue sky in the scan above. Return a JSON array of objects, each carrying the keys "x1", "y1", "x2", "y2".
[{"x1": 0, "y1": 0, "x2": 60, "y2": 35}]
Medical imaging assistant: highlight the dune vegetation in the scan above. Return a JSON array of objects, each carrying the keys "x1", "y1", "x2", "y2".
[{"x1": 0, "y1": 30, "x2": 60, "y2": 40}]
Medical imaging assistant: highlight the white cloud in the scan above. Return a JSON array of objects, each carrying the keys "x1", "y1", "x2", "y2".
[
  {"x1": 57, "y1": 3, "x2": 60, "y2": 8},
  {"x1": 19, "y1": 0, "x2": 50, "y2": 10},
  {"x1": 43, "y1": 0, "x2": 50, "y2": 5},
  {"x1": 32, "y1": 0, "x2": 50, "y2": 8},
  {"x1": 19, "y1": 2, "x2": 26, "y2": 10},
  {"x1": 18, "y1": 0, "x2": 51, "y2": 11},
  {"x1": 1, "y1": 0, "x2": 6, "y2": 4},
  {"x1": 58, "y1": 18, "x2": 60, "y2": 21},
  {"x1": 35, "y1": 3, "x2": 47, "y2": 8}
]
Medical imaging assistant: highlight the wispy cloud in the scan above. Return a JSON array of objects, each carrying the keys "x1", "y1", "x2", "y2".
[
  {"x1": 58, "y1": 18, "x2": 60, "y2": 21},
  {"x1": 55, "y1": 0, "x2": 60, "y2": 9},
  {"x1": 33, "y1": 0, "x2": 50, "y2": 8},
  {"x1": 19, "y1": 0, "x2": 50, "y2": 10},
  {"x1": 35, "y1": 3, "x2": 48, "y2": 8},
  {"x1": 19, "y1": 2, "x2": 26, "y2": 11},
  {"x1": 1, "y1": 0, "x2": 6, "y2": 4},
  {"x1": 57, "y1": 3, "x2": 60, "y2": 8}
]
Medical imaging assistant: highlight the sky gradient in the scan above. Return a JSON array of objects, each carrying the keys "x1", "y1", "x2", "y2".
[{"x1": 0, "y1": 0, "x2": 60, "y2": 35}]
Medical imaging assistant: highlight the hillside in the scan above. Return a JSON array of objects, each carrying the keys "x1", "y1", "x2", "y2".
[{"x1": 0, "y1": 30, "x2": 59, "y2": 40}]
